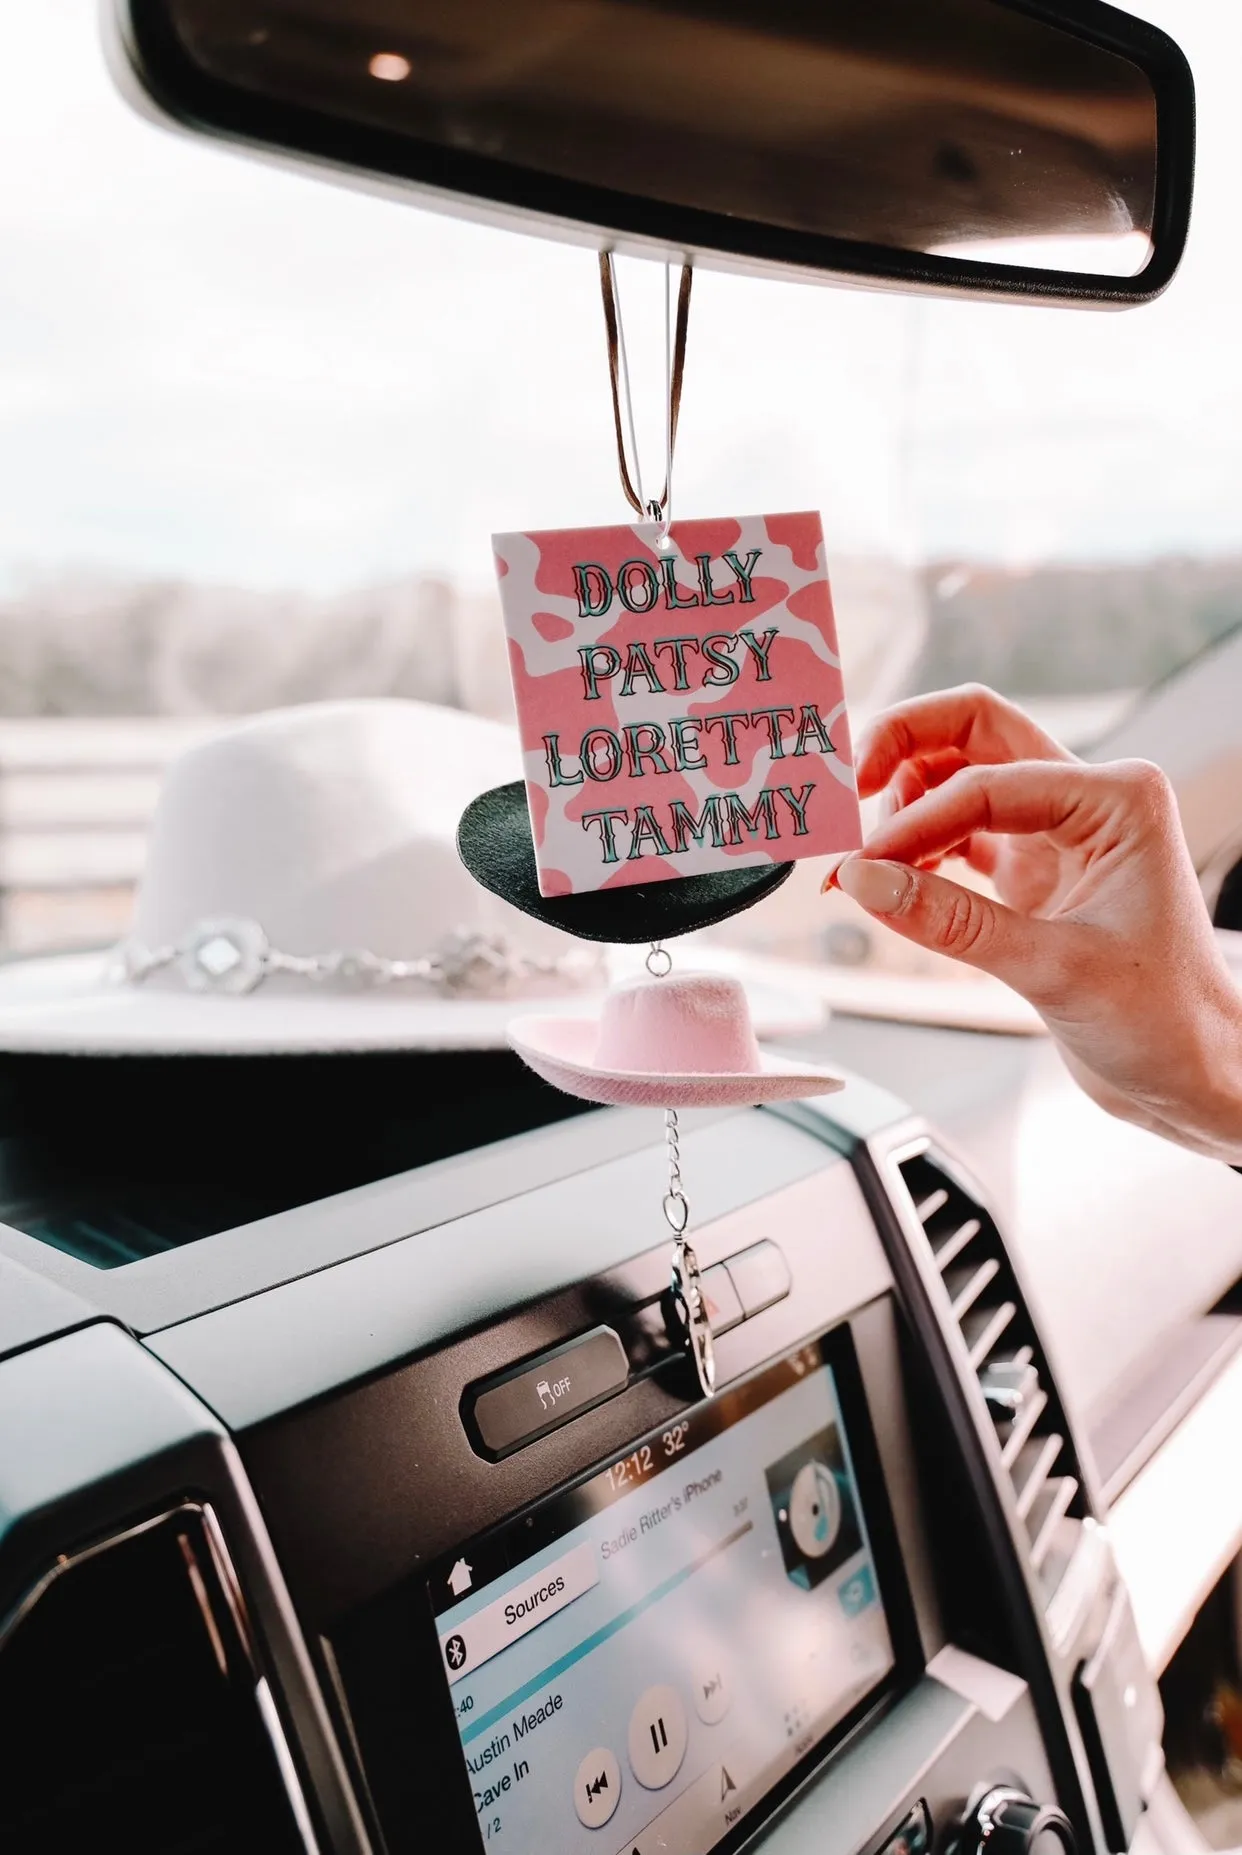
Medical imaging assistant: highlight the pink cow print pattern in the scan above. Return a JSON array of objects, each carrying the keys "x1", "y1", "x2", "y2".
[{"x1": 493, "y1": 511, "x2": 862, "y2": 897}]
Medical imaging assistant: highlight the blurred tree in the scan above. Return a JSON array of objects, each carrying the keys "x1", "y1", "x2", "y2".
[
  {"x1": 0, "y1": 573, "x2": 463, "y2": 716},
  {"x1": 911, "y1": 557, "x2": 1242, "y2": 697}
]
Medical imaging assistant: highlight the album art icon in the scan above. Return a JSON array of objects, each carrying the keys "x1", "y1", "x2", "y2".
[
  {"x1": 765, "y1": 1425, "x2": 861, "y2": 1592},
  {"x1": 493, "y1": 512, "x2": 862, "y2": 897}
]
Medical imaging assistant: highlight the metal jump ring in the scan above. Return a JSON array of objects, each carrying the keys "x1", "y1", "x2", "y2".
[
  {"x1": 663, "y1": 1191, "x2": 689, "y2": 1234},
  {"x1": 646, "y1": 944, "x2": 673, "y2": 978}
]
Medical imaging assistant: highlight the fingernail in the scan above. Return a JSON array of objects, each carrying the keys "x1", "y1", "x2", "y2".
[
  {"x1": 819, "y1": 854, "x2": 848, "y2": 894},
  {"x1": 836, "y1": 856, "x2": 913, "y2": 915}
]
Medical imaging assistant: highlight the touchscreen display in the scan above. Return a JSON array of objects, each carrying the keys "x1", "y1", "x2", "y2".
[{"x1": 430, "y1": 1337, "x2": 898, "y2": 1855}]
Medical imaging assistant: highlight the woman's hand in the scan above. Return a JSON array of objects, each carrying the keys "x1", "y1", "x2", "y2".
[{"x1": 829, "y1": 683, "x2": 1242, "y2": 1163}]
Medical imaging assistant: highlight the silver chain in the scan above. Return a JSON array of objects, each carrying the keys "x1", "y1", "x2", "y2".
[
  {"x1": 663, "y1": 1108, "x2": 685, "y2": 1221},
  {"x1": 651, "y1": 942, "x2": 715, "y2": 1398}
]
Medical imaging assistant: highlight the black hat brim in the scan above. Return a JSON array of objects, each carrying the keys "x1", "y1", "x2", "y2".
[{"x1": 457, "y1": 782, "x2": 793, "y2": 945}]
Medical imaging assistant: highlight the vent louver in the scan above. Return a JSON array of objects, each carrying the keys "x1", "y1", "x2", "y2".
[
  {"x1": 0, "y1": 1505, "x2": 311, "y2": 1855},
  {"x1": 898, "y1": 1148, "x2": 1085, "y2": 1602}
]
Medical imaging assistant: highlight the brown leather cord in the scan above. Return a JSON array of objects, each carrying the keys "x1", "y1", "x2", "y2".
[{"x1": 599, "y1": 251, "x2": 693, "y2": 520}]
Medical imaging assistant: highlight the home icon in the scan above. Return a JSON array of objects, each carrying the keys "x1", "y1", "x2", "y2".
[{"x1": 448, "y1": 1558, "x2": 473, "y2": 1597}]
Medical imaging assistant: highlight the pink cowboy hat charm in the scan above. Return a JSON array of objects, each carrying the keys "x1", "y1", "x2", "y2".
[{"x1": 507, "y1": 971, "x2": 845, "y2": 1109}]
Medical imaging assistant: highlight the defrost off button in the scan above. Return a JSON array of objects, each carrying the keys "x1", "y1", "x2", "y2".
[{"x1": 469, "y1": 1326, "x2": 628, "y2": 1457}]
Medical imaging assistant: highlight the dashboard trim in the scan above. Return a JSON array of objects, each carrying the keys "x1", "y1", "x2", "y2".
[
  {"x1": 146, "y1": 1112, "x2": 863, "y2": 1432},
  {"x1": 1110, "y1": 1341, "x2": 1242, "y2": 1673},
  {"x1": 0, "y1": 1499, "x2": 323, "y2": 1855},
  {"x1": 228, "y1": 1146, "x2": 896, "y2": 1620},
  {"x1": 779, "y1": 1105, "x2": 1102, "y2": 1852},
  {"x1": 1091, "y1": 1312, "x2": 1242, "y2": 1503},
  {"x1": 0, "y1": 1323, "x2": 374, "y2": 1855},
  {"x1": 0, "y1": 1104, "x2": 741, "y2": 1332}
]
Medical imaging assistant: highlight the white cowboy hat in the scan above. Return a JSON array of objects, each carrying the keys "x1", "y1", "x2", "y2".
[
  {"x1": 0, "y1": 699, "x2": 825, "y2": 1054},
  {"x1": 509, "y1": 971, "x2": 845, "y2": 1108}
]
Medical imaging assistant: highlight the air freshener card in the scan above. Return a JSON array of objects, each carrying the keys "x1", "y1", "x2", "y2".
[{"x1": 493, "y1": 512, "x2": 861, "y2": 896}]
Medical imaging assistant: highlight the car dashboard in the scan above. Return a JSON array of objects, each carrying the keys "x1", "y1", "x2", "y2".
[{"x1": 2, "y1": 1027, "x2": 1242, "y2": 1855}]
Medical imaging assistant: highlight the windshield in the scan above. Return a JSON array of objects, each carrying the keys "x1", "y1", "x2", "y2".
[{"x1": 0, "y1": 0, "x2": 1237, "y2": 969}]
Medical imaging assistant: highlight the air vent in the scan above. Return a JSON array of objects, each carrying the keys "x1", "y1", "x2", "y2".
[
  {"x1": 898, "y1": 1147, "x2": 1086, "y2": 1602},
  {"x1": 0, "y1": 1504, "x2": 313, "y2": 1854}
]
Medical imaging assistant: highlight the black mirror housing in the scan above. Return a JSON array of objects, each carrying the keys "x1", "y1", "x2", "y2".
[{"x1": 112, "y1": 0, "x2": 1195, "y2": 307}]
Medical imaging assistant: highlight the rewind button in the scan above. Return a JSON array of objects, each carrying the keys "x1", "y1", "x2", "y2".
[{"x1": 574, "y1": 1747, "x2": 621, "y2": 1829}]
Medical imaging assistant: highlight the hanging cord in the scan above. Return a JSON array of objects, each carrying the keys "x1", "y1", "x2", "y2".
[
  {"x1": 599, "y1": 253, "x2": 693, "y2": 526},
  {"x1": 660, "y1": 262, "x2": 675, "y2": 540},
  {"x1": 613, "y1": 259, "x2": 646, "y2": 515}
]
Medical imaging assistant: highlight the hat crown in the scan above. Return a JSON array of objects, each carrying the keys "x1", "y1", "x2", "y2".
[
  {"x1": 594, "y1": 972, "x2": 762, "y2": 1075},
  {"x1": 129, "y1": 698, "x2": 571, "y2": 975}
]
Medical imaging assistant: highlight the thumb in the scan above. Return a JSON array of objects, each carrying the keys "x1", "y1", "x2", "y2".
[{"x1": 835, "y1": 854, "x2": 1049, "y2": 992}]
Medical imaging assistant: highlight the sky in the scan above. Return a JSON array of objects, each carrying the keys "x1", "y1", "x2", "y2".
[{"x1": 0, "y1": 0, "x2": 1240, "y2": 596}]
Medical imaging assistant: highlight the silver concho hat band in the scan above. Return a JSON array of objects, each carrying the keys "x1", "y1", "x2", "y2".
[{"x1": 113, "y1": 917, "x2": 606, "y2": 999}]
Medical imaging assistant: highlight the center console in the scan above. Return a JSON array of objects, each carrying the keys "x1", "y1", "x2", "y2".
[
  {"x1": 358, "y1": 1326, "x2": 910, "y2": 1855},
  {"x1": 0, "y1": 1081, "x2": 1167, "y2": 1854}
]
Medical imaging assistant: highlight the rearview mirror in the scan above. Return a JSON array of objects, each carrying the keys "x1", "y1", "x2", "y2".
[{"x1": 114, "y1": 0, "x2": 1194, "y2": 305}]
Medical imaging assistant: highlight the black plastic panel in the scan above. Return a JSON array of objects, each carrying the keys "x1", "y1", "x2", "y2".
[
  {"x1": 118, "y1": 0, "x2": 1195, "y2": 305},
  {"x1": 0, "y1": 1324, "x2": 370, "y2": 1855},
  {"x1": 0, "y1": 1509, "x2": 306, "y2": 1855},
  {"x1": 330, "y1": 1323, "x2": 922, "y2": 1855},
  {"x1": 0, "y1": 1049, "x2": 590, "y2": 1267},
  {"x1": 232, "y1": 1153, "x2": 888, "y2": 1620}
]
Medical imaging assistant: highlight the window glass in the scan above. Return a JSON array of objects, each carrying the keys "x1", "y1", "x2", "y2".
[{"x1": 0, "y1": 0, "x2": 1236, "y2": 971}]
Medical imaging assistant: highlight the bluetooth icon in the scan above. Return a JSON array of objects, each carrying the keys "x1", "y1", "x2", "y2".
[{"x1": 444, "y1": 1633, "x2": 467, "y2": 1671}]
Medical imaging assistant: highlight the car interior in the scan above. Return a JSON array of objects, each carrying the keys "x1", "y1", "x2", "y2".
[{"x1": 3, "y1": 4, "x2": 1242, "y2": 1855}]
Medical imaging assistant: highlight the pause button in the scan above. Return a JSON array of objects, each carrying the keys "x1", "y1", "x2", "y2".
[{"x1": 628, "y1": 1685, "x2": 688, "y2": 1790}]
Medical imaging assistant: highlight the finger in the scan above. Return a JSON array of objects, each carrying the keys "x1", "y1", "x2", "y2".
[
  {"x1": 913, "y1": 749, "x2": 974, "y2": 792},
  {"x1": 855, "y1": 684, "x2": 1074, "y2": 797},
  {"x1": 885, "y1": 761, "x2": 927, "y2": 817},
  {"x1": 960, "y1": 833, "x2": 1000, "y2": 877},
  {"x1": 917, "y1": 837, "x2": 988, "y2": 873},
  {"x1": 887, "y1": 750, "x2": 971, "y2": 815},
  {"x1": 821, "y1": 831, "x2": 981, "y2": 891},
  {"x1": 878, "y1": 751, "x2": 972, "y2": 831},
  {"x1": 834, "y1": 854, "x2": 1074, "y2": 998},
  {"x1": 858, "y1": 759, "x2": 1110, "y2": 871}
]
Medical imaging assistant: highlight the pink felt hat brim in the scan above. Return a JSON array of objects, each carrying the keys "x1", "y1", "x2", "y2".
[{"x1": 508, "y1": 1016, "x2": 846, "y2": 1108}]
